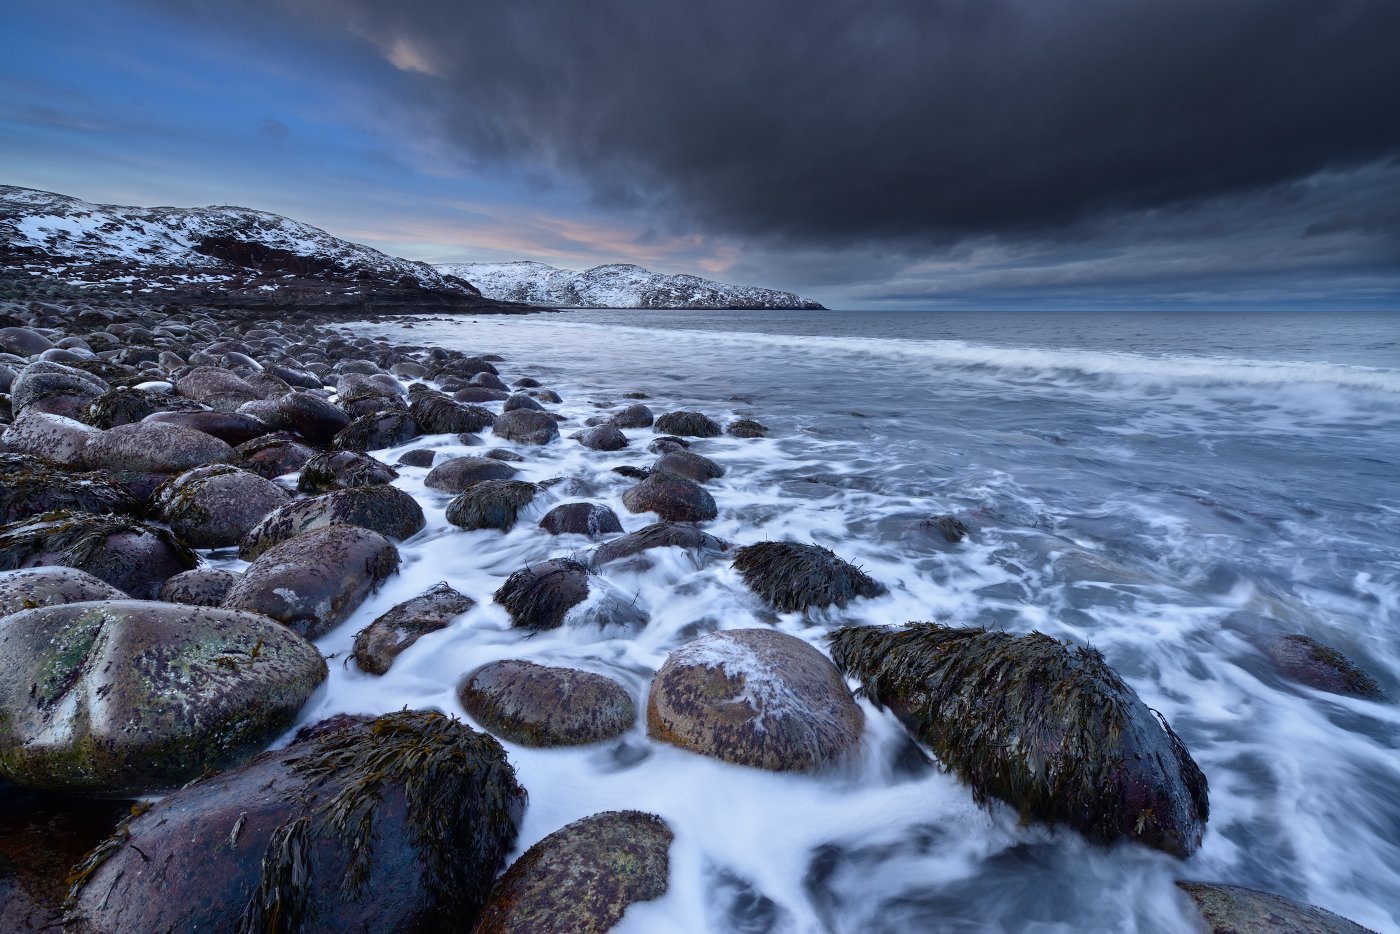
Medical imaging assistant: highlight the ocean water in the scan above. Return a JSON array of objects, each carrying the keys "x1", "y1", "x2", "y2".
[{"x1": 309, "y1": 309, "x2": 1400, "y2": 932}]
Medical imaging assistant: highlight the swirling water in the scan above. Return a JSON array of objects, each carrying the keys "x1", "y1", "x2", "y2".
[{"x1": 307, "y1": 309, "x2": 1398, "y2": 932}]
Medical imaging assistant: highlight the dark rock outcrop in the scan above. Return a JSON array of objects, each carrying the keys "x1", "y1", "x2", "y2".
[
  {"x1": 493, "y1": 558, "x2": 591, "y2": 631},
  {"x1": 412, "y1": 391, "x2": 495, "y2": 435},
  {"x1": 733, "y1": 541, "x2": 886, "y2": 612},
  {"x1": 654, "y1": 411, "x2": 722, "y2": 438},
  {"x1": 332, "y1": 408, "x2": 419, "y2": 451},
  {"x1": 654, "y1": 449, "x2": 724, "y2": 483},
  {"x1": 445, "y1": 480, "x2": 542, "y2": 532},
  {"x1": 492, "y1": 409, "x2": 559, "y2": 445},
  {"x1": 575, "y1": 425, "x2": 629, "y2": 451},
  {"x1": 297, "y1": 450, "x2": 398, "y2": 492},
  {"x1": 727, "y1": 418, "x2": 769, "y2": 438},
  {"x1": 425, "y1": 455, "x2": 520, "y2": 493}
]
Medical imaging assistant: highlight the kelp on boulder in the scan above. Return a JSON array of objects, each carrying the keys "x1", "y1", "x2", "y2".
[
  {"x1": 733, "y1": 541, "x2": 885, "y2": 612},
  {"x1": 828, "y1": 623, "x2": 1209, "y2": 858}
]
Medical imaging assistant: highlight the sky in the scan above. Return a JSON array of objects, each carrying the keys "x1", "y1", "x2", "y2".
[{"x1": 2, "y1": 0, "x2": 1399, "y2": 310}]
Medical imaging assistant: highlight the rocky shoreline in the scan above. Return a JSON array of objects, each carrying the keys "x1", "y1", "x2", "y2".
[{"x1": 0, "y1": 281, "x2": 1380, "y2": 932}]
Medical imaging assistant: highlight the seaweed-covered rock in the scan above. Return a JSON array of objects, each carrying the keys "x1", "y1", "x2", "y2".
[
  {"x1": 269, "y1": 390, "x2": 350, "y2": 444},
  {"x1": 609, "y1": 403, "x2": 654, "y2": 428},
  {"x1": 332, "y1": 409, "x2": 419, "y2": 451},
  {"x1": 65, "y1": 711, "x2": 524, "y2": 931},
  {"x1": 458, "y1": 660, "x2": 636, "y2": 747},
  {"x1": 1261, "y1": 633, "x2": 1385, "y2": 700},
  {"x1": 0, "y1": 512, "x2": 197, "y2": 599},
  {"x1": 237, "y1": 434, "x2": 317, "y2": 479},
  {"x1": 588, "y1": 521, "x2": 730, "y2": 569},
  {"x1": 492, "y1": 409, "x2": 559, "y2": 445},
  {"x1": 0, "y1": 452, "x2": 143, "y2": 525},
  {"x1": 473, "y1": 810, "x2": 671, "y2": 934},
  {"x1": 157, "y1": 466, "x2": 292, "y2": 549},
  {"x1": 82, "y1": 386, "x2": 172, "y2": 429},
  {"x1": 0, "y1": 566, "x2": 126, "y2": 618},
  {"x1": 647, "y1": 628, "x2": 863, "y2": 772},
  {"x1": 539, "y1": 502, "x2": 624, "y2": 537},
  {"x1": 425, "y1": 455, "x2": 520, "y2": 493},
  {"x1": 654, "y1": 449, "x2": 724, "y2": 483},
  {"x1": 0, "y1": 600, "x2": 326, "y2": 795},
  {"x1": 654, "y1": 411, "x2": 722, "y2": 438},
  {"x1": 10, "y1": 362, "x2": 107, "y2": 419},
  {"x1": 1, "y1": 411, "x2": 99, "y2": 467},
  {"x1": 446, "y1": 480, "x2": 542, "y2": 532},
  {"x1": 412, "y1": 391, "x2": 495, "y2": 435},
  {"x1": 733, "y1": 541, "x2": 885, "y2": 613},
  {"x1": 297, "y1": 450, "x2": 398, "y2": 492},
  {"x1": 923, "y1": 514, "x2": 969, "y2": 543},
  {"x1": 621, "y1": 470, "x2": 717, "y2": 523},
  {"x1": 828, "y1": 623, "x2": 1210, "y2": 858},
  {"x1": 174, "y1": 365, "x2": 260, "y2": 412},
  {"x1": 144, "y1": 410, "x2": 271, "y2": 446},
  {"x1": 83, "y1": 421, "x2": 236, "y2": 474},
  {"x1": 1176, "y1": 882, "x2": 1374, "y2": 934},
  {"x1": 240, "y1": 485, "x2": 424, "y2": 560},
  {"x1": 493, "y1": 558, "x2": 590, "y2": 631},
  {"x1": 352, "y1": 583, "x2": 475, "y2": 675},
  {"x1": 727, "y1": 418, "x2": 769, "y2": 438},
  {"x1": 575, "y1": 425, "x2": 629, "y2": 451},
  {"x1": 158, "y1": 568, "x2": 238, "y2": 606},
  {"x1": 223, "y1": 525, "x2": 400, "y2": 638}
]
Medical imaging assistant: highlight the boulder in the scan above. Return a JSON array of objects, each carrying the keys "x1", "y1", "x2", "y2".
[
  {"x1": 589, "y1": 521, "x2": 729, "y2": 569},
  {"x1": 446, "y1": 481, "x2": 542, "y2": 532},
  {"x1": 174, "y1": 365, "x2": 260, "y2": 411},
  {"x1": 727, "y1": 418, "x2": 769, "y2": 438},
  {"x1": 1261, "y1": 633, "x2": 1385, "y2": 700},
  {"x1": 469, "y1": 371, "x2": 509, "y2": 391},
  {"x1": 492, "y1": 409, "x2": 559, "y2": 445},
  {"x1": 9, "y1": 362, "x2": 106, "y2": 419},
  {"x1": 453, "y1": 386, "x2": 509, "y2": 403},
  {"x1": 0, "y1": 455, "x2": 142, "y2": 522},
  {"x1": 493, "y1": 558, "x2": 589, "y2": 631},
  {"x1": 539, "y1": 502, "x2": 624, "y2": 537},
  {"x1": 473, "y1": 811, "x2": 671, "y2": 934},
  {"x1": 609, "y1": 403, "x2": 654, "y2": 428},
  {"x1": 352, "y1": 582, "x2": 475, "y2": 675},
  {"x1": 733, "y1": 541, "x2": 886, "y2": 612},
  {"x1": 144, "y1": 410, "x2": 271, "y2": 446},
  {"x1": 425, "y1": 455, "x2": 520, "y2": 493},
  {"x1": 484, "y1": 448, "x2": 525, "y2": 462},
  {"x1": 158, "y1": 568, "x2": 239, "y2": 606},
  {"x1": 332, "y1": 409, "x2": 419, "y2": 451},
  {"x1": 237, "y1": 433, "x2": 318, "y2": 479},
  {"x1": 83, "y1": 421, "x2": 236, "y2": 474},
  {"x1": 621, "y1": 470, "x2": 717, "y2": 523},
  {"x1": 223, "y1": 525, "x2": 400, "y2": 638},
  {"x1": 648, "y1": 435, "x2": 689, "y2": 455},
  {"x1": 0, "y1": 600, "x2": 326, "y2": 795},
  {"x1": 240, "y1": 484, "x2": 426, "y2": 560},
  {"x1": 654, "y1": 411, "x2": 722, "y2": 438},
  {"x1": 1, "y1": 412, "x2": 98, "y2": 467},
  {"x1": 65, "y1": 711, "x2": 524, "y2": 931},
  {"x1": 923, "y1": 514, "x2": 969, "y2": 543},
  {"x1": 576, "y1": 425, "x2": 628, "y2": 451},
  {"x1": 0, "y1": 566, "x2": 125, "y2": 617},
  {"x1": 297, "y1": 450, "x2": 398, "y2": 492},
  {"x1": 502, "y1": 393, "x2": 545, "y2": 413},
  {"x1": 0, "y1": 327, "x2": 53, "y2": 356},
  {"x1": 828, "y1": 623, "x2": 1210, "y2": 858},
  {"x1": 647, "y1": 628, "x2": 863, "y2": 772},
  {"x1": 396, "y1": 447, "x2": 437, "y2": 468},
  {"x1": 412, "y1": 391, "x2": 495, "y2": 435},
  {"x1": 269, "y1": 391, "x2": 350, "y2": 444},
  {"x1": 458, "y1": 660, "x2": 636, "y2": 747},
  {"x1": 1176, "y1": 882, "x2": 1374, "y2": 934},
  {"x1": 654, "y1": 449, "x2": 724, "y2": 483},
  {"x1": 82, "y1": 386, "x2": 171, "y2": 429},
  {"x1": 0, "y1": 512, "x2": 197, "y2": 599},
  {"x1": 156, "y1": 466, "x2": 293, "y2": 549}
]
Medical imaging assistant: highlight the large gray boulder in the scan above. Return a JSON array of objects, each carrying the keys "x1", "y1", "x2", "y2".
[
  {"x1": 0, "y1": 512, "x2": 198, "y2": 599},
  {"x1": 491, "y1": 409, "x2": 559, "y2": 445},
  {"x1": 494, "y1": 559, "x2": 646, "y2": 632},
  {"x1": 647, "y1": 628, "x2": 863, "y2": 772},
  {"x1": 539, "y1": 502, "x2": 623, "y2": 537},
  {"x1": 9, "y1": 362, "x2": 106, "y2": 419},
  {"x1": 223, "y1": 525, "x2": 400, "y2": 638},
  {"x1": 268, "y1": 390, "x2": 350, "y2": 443},
  {"x1": 83, "y1": 421, "x2": 237, "y2": 474},
  {"x1": 621, "y1": 470, "x2": 717, "y2": 522},
  {"x1": 352, "y1": 582, "x2": 475, "y2": 675},
  {"x1": 654, "y1": 410, "x2": 721, "y2": 437},
  {"x1": 445, "y1": 480, "x2": 542, "y2": 532},
  {"x1": 0, "y1": 566, "x2": 125, "y2": 618},
  {"x1": 239, "y1": 484, "x2": 426, "y2": 560},
  {"x1": 425, "y1": 455, "x2": 519, "y2": 493},
  {"x1": 143, "y1": 410, "x2": 271, "y2": 446},
  {"x1": 174, "y1": 365, "x2": 261, "y2": 411},
  {"x1": 158, "y1": 568, "x2": 239, "y2": 606},
  {"x1": 297, "y1": 450, "x2": 398, "y2": 492},
  {"x1": 0, "y1": 600, "x2": 326, "y2": 796},
  {"x1": 458, "y1": 660, "x2": 636, "y2": 747},
  {"x1": 0, "y1": 411, "x2": 98, "y2": 467},
  {"x1": 829, "y1": 623, "x2": 1211, "y2": 858},
  {"x1": 654, "y1": 449, "x2": 724, "y2": 483},
  {"x1": 156, "y1": 466, "x2": 293, "y2": 549}
]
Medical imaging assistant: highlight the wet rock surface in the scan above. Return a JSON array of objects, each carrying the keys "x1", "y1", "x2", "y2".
[
  {"x1": 0, "y1": 453, "x2": 141, "y2": 522},
  {"x1": 1261, "y1": 633, "x2": 1385, "y2": 700},
  {"x1": 589, "y1": 521, "x2": 730, "y2": 569},
  {"x1": 494, "y1": 558, "x2": 592, "y2": 630},
  {"x1": 654, "y1": 410, "x2": 722, "y2": 437},
  {"x1": 83, "y1": 420, "x2": 237, "y2": 474},
  {"x1": 539, "y1": 501, "x2": 624, "y2": 537},
  {"x1": 352, "y1": 582, "x2": 475, "y2": 675},
  {"x1": 156, "y1": 465, "x2": 292, "y2": 549},
  {"x1": 733, "y1": 540, "x2": 886, "y2": 612},
  {"x1": 1, "y1": 411, "x2": 99, "y2": 466},
  {"x1": 621, "y1": 470, "x2": 718, "y2": 522},
  {"x1": 0, "y1": 511, "x2": 198, "y2": 598},
  {"x1": 240, "y1": 483, "x2": 426, "y2": 559},
  {"x1": 492, "y1": 408, "x2": 560, "y2": 444},
  {"x1": 297, "y1": 449, "x2": 398, "y2": 492},
  {"x1": 426, "y1": 454, "x2": 521, "y2": 492},
  {"x1": 0, "y1": 566, "x2": 126, "y2": 617},
  {"x1": 576, "y1": 424, "x2": 629, "y2": 451},
  {"x1": 1177, "y1": 882, "x2": 1375, "y2": 934},
  {"x1": 654, "y1": 448, "x2": 725, "y2": 483},
  {"x1": 459, "y1": 659, "x2": 636, "y2": 747},
  {"x1": 446, "y1": 480, "x2": 543, "y2": 532},
  {"x1": 158, "y1": 567, "x2": 239, "y2": 606}
]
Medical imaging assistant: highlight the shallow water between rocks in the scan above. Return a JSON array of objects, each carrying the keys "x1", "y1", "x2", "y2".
[{"x1": 219, "y1": 309, "x2": 1397, "y2": 932}]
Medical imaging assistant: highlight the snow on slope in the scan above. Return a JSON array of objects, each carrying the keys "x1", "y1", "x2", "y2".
[{"x1": 438, "y1": 260, "x2": 824, "y2": 309}]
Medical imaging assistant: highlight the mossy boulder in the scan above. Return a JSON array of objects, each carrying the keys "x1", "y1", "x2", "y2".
[
  {"x1": 539, "y1": 502, "x2": 623, "y2": 537},
  {"x1": 828, "y1": 623, "x2": 1210, "y2": 858},
  {"x1": 1177, "y1": 882, "x2": 1374, "y2": 933},
  {"x1": 1261, "y1": 633, "x2": 1385, "y2": 700},
  {"x1": 223, "y1": 525, "x2": 400, "y2": 638},
  {"x1": 0, "y1": 566, "x2": 126, "y2": 617},
  {"x1": 412, "y1": 391, "x2": 495, "y2": 435},
  {"x1": 654, "y1": 411, "x2": 721, "y2": 438},
  {"x1": 331, "y1": 409, "x2": 419, "y2": 452},
  {"x1": 1, "y1": 411, "x2": 99, "y2": 467},
  {"x1": 653, "y1": 449, "x2": 724, "y2": 483},
  {"x1": 143, "y1": 410, "x2": 271, "y2": 446},
  {"x1": 647, "y1": 628, "x2": 863, "y2": 772},
  {"x1": 458, "y1": 660, "x2": 636, "y2": 747},
  {"x1": 83, "y1": 421, "x2": 236, "y2": 474},
  {"x1": 174, "y1": 365, "x2": 260, "y2": 411},
  {"x1": 0, "y1": 511, "x2": 197, "y2": 599},
  {"x1": 65, "y1": 710, "x2": 525, "y2": 931},
  {"x1": 156, "y1": 466, "x2": 293, "y2": 549},
  {"x1": 621, "y1": 471, "x2": 717, "y2": 523},
  {"x1": 492, "y1": 409, "x2": 559, "y2": 445},
  {"x1": 240, "y1": 484, "x2": 425, "y2": 560},
  {"x1": 575, "y1": 425, "x2": 629, "y2": 451},
  {"x1": 726, "y1": 418, "x2": 769, "y2": 438},
  {"x1": 158, "y1": 568, "x2": 239, "y2": 606},
  {"x1": 297, "y1": 450, "x2": 398, "y2": 493},
  {"x1": 268, "y1": 390, "x2": 351, "y2": 444},
  {"x1": 588, "y1": 521, "x2": 730, "y2": 570},
  {"x1": 0, "y1": 600, "x2": 326, "y2": 796},
  {"x1": 237, "y1": 434, "x2": 317, "y2": 479},
  {"x1": 473, "y1": 810, "x2": 671, "y2": 934},
  {"x1": 0, "y1": 454, "x2": 140, "y2": 522},
  {"x1": 446, "y1": 481, "x2": 542, "y2": 532},
  {"x1": 733, "y1": 541, "x2": 886, "y2": 613},
  {"x1": 352, "y1": 582, "x2": 475, "y2": 675},
  {"x1": 426, "y1": 455, "x2": 520, "y2": 493}
]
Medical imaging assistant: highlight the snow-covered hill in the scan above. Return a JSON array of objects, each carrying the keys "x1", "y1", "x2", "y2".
[
  {"x1": 0, "y1": 186, "x2": 510, "y2": 312},
  {"x1": 438, "y1": 260, "x2": 824, "y2": 309}
]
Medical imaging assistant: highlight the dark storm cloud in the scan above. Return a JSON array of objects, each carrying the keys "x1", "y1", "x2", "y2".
[{"x1": 174, "y1": 0, "x2": 1400, "y2": 250}]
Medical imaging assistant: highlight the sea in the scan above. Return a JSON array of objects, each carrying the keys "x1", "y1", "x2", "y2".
[{"x1": 321, "y1": 309, "x2": 1400, "y2": 932}]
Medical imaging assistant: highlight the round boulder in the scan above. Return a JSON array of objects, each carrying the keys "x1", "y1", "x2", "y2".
[
  {"x1": 539, "y1": 502, "x2": 624, "y2": 537},
  {"x1": 446, "y1": 480, "x2": 542, "y2": 532},
  {"x1": 733, "y1": 541, "x2": 886, "y2": 612},
  {"x1": 411, "y1": 391, "x2": 495, "y2": 435},
  {"x1": 396, "y1": 447, "x2": 437, "y2": 468},
  {"x1": 0, "y1": 566, "x2": 126, "y2": 618},
  {"x1": 332, "y1": 409, "x2": 419, "y2": 452},
  {"x1": 236, "y1": 434, "x2": 317, "y2": 479},
  {"x1": 621, "y1": 470, "x2": 717, "y2": 523},
  {"x1": 647, "y1": 628, "x2": 863, "y2": 772},
  {"x1": 493, "y1": 558, "x2": 590, "y2": 631},
  {"x1": 425, "y1": 455, "x2": 520, "y2": 493},
  {"x1": 653, "y1": 449, "x2": 724, "y2": 483},
  {"x1": 0, "y1": 512, "x2": 197, "y2": 599},
  {"x1": 492, "y1": 409, "x2": 559, "y2": 445},
  {"x1": 297, "y1": 450, "x2": 398, "y2": 493},
  {"x1": 654, "y1": 411, "x2": 722, "y2": 438},
  {"x1": 157, "y1": 466, "x2": 293, "y2": 549},
  {"x1": 240, "y1": 484, "x2": 426, "y2": 560},
  {"x1": 575, "y1": 425, "x2": 628, "y2": 451},
  {"x1": 727, "y1": 418, "x2": 769, "y2": 438},
  {"x1": 0, "y1": 600, "x2": 326, "y2": 796},
  {"x1": 83, "y1": 421, "x2": 236, "y2": 474},
  {"x1": 1262, "y1": 633, "x2": 1385, "y2": 700},
  {"x1": 0, "y1": 455, "x2": 140, "y2": 522},
  {"x1": 269, "y1": 391, "x2": 350, "y2": 444},
  {"x1": 143, "y1": 410, "x2": 271, "y2": 446},
  {"x1": 174, "y1": 366, "x2": 260, "y2": 412},
  {"x1": 502, "y1": 393, "x2": 545, "y2": 413},
  {"x1": 1, "y1": 412, "x2": 99, "y2": 468},
  {"x1": 458, "y1": 660, "x2": 636, "y2": 747},
  {"x1": 158, "y1": 568, "x2": 239, "y2": 606},
  {"x1": 609, "y1": 403, "x2": 654, "y2": 428},
  {"x1": 352, "y1": 583, "x2": 475, "y2": 676}
]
